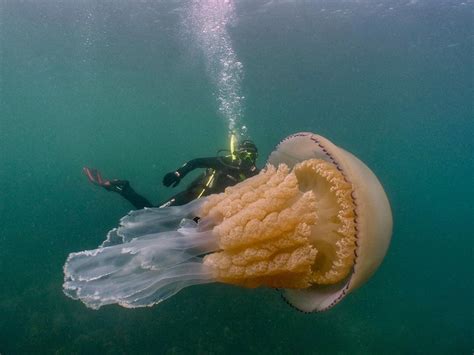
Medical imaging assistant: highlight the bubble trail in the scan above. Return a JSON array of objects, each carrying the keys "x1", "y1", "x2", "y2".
[{"x1": 187, "y1": 0, "x2": 246, "y2": 137}]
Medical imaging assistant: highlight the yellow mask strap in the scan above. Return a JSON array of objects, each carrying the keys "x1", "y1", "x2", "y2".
[{"x1": 230, "y1": 132, "x2": 238, "y2": 161}]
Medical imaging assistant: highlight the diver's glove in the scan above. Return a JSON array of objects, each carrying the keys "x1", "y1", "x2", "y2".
[
  {"x1": 83, "y1": 167, "x2": 129, "y2": 193},
  {"x1": 163, "y1": 171, "x2": 181, "y2": 187}
]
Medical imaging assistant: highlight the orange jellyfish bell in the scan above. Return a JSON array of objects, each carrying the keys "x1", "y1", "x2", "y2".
[{"x1": 267, "y1": 132, "x2": 393, "y2": 312}]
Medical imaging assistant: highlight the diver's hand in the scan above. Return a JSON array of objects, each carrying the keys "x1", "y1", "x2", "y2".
[{"x1": 163, "y1": 171, "x2": 181, "y2": 187}]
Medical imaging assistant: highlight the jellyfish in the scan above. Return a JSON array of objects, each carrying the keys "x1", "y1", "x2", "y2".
[{"x1": 63, "y1": 132, "x2": 392, "y2": 312}]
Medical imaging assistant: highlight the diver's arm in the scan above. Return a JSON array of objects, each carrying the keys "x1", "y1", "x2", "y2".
[
  {"x1": 176, "y1": 157, "x2": 225, "y2": 176},
  {"x1": 163, "y1": 157, "x2": 228, "y2": 187}
]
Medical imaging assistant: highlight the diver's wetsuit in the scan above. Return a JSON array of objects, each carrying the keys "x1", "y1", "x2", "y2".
[{"x1": 119, "y1": 155, "x2": 259, "y2": 209}]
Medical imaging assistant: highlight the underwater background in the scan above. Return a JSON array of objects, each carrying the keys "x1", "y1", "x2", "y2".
[{"x1": 0, "y1": 0, "x2": 472, "y2": 353}]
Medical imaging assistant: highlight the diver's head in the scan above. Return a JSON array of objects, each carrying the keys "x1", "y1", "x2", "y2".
[{"x1": 237, "y1": 140, "x2": 258, "y2": 165}]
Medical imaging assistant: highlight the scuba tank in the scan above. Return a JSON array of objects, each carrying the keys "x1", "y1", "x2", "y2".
[{"x1": 197, "y1": 132, "x2": 239, "y2": 198}]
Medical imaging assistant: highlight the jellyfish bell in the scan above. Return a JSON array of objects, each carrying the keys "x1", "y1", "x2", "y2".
[
  {"x1": 267, "y1": 132, "x2": 393, "y2": 312},
  {"x1": 63, "y1": 132, "x2": 392, "y2": 312}
]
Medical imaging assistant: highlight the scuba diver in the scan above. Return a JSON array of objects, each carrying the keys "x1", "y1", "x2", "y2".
[{"x1": 83, "y1": 139, "x2": 259, "y2": 209}]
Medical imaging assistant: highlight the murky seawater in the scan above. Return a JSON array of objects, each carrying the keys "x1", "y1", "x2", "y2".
[{"x1": 0, "y1": 0, "x2": 472, "y2": 353}]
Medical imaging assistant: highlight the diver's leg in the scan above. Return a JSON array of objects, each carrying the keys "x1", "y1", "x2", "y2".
[
  {"x1": 119, "y1": 182, "x2": 153, "y2": 209},
  {"x1": 158, "y1": 189, "x2": 197, "y2": 208},
  {"x1": 83, "y1": 167, "x2": 152, "y2": 209}
]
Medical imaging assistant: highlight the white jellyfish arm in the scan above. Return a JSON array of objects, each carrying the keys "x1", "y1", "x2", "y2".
[
  {"x1": 63, "y1": 199, "x2": 219, "y2": 309},
  {"x1": 102, "y1": 198, "x2": 205, "y2": 246}
]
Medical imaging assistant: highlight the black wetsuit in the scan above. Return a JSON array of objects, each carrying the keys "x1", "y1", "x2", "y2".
[{"x1": 119, "y1": 156, "x2": 259, "y2": 209}]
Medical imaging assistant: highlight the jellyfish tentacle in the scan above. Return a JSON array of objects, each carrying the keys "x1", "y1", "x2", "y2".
[
  {"x1": 65, "y1": 261, "x2": 214, "y2": 309},
  {"x1": 63, "y1": 222, "x2": 218, "y2": 309},
  {"x1": 102, "y1": 198, "x2": 206, "y2": 246}
]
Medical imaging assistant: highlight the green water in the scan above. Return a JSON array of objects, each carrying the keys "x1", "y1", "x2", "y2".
[{"x1": 0, "y1": 1, "x2": 472, "y2": 354}]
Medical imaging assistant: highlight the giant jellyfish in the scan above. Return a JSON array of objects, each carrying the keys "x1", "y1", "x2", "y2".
[{"x1": 63, "y1": 132, "x2": 392, "y2": 312}]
